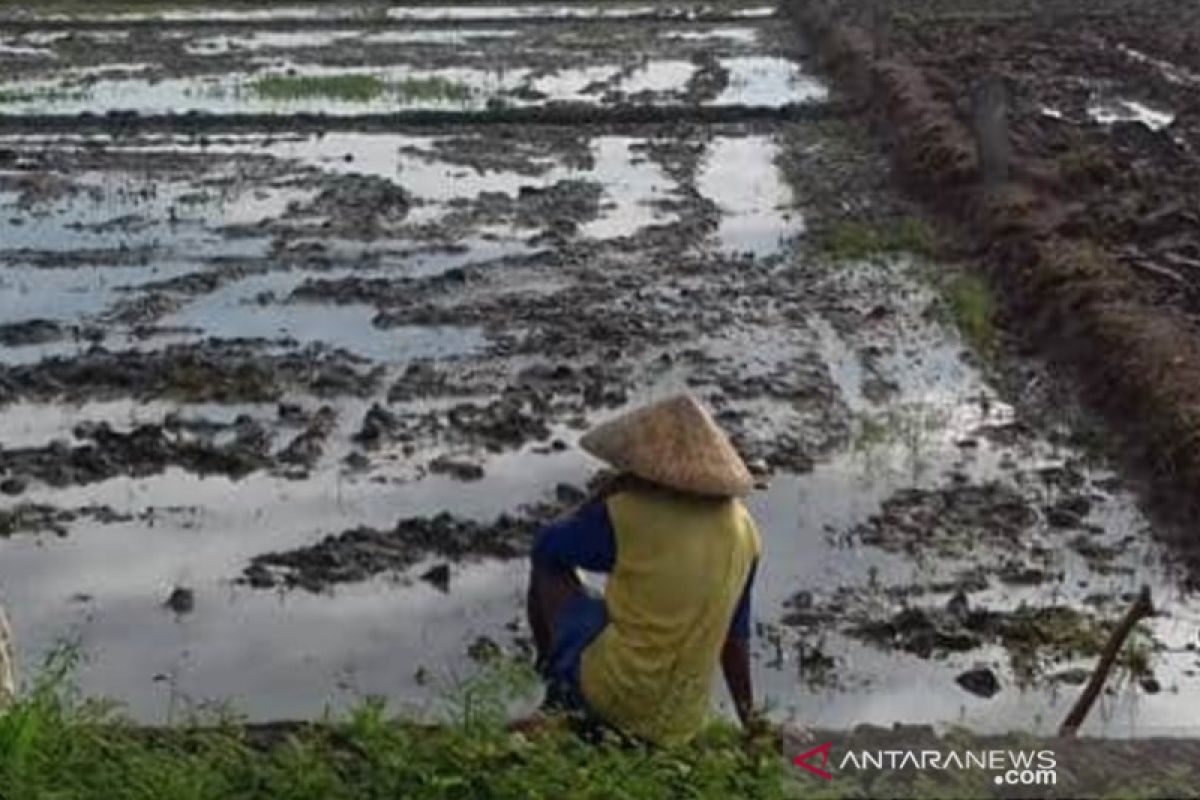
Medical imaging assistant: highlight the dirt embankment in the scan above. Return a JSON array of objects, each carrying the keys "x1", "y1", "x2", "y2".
[{"x1": 784, "y1": 0, "x2": 1200, "y2": 566}]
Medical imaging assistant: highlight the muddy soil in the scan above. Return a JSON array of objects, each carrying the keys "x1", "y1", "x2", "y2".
[
  {"x1": 865, "y1": 0, "x2": 1200, "y2": 318},
  {"x1": 1, "y1": 1, "x2": 1198, "y2": 738}
]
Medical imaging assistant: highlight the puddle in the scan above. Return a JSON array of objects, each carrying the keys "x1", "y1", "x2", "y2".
[
  {"x1": 0, "y1": 43, "x2": 55, "y2": 58},
  {"x1": 383, "y1": 5, "x2": 726, "y2": 21},
  {"x1": 0, "y1": 262, "x2": 195, "y2": 323},
  {"x1": 181, "y1": 30, "x2": 362, "y2": 55},
  {"x1": 246, "y1": 131, "x2": 675, "y2": 238},
  {"x1": 1088, "y1": 98, "x2": 1176, "y2": 131},
  {"x1": 1118, "y1": 44, "x2": 1200, "y2": 88},
  {"x1": 0, "y1": 65, "x2": 528, "y2": 115},
  {"x1": 579, "y1": 137, "x2": 673, "y2": 239},
  {"x1": 662, "y1": 27, "x2": 760, "y2": 44},
  {"x1": 161, "y1": 272, "x2": 488, "y2": 361},
  {"x1": 42, "y1": 6, "x2": 377, "y2": 23},
  {"x1": 730, "y1": 7, "x2": 775, "y2": 18},
  {"x1": 698, "y1": 135, "x2": 799, "y2": 257},
  {"x1": 530, "y1": 65, "x2": 619, "y2": 101},
  {"x1": 180, "y1": 28, "x2": 521, "y2": 56},
  {"x1": 0, "y1": 168, "x2": 281, "y2": 258},
  {"x1": 361, "y1": 28, "x2": 520, "y2": 45},
  {"x1": 714, "y1": 56, "x2": 828, "y2": 107},
  {"x1": 0, "y1": 398, "x2": 271, "y2": 450},
  {"x1": 621, "y1": 59, "x2": 696, "y2": 94}
]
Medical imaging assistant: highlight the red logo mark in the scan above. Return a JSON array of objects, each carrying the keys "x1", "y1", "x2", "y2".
[{"x1": 793, "y1": 742, "x2": 834, "y2": 781}]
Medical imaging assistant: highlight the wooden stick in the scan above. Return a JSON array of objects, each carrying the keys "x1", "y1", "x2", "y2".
[
  {"x1": 1059, "y1": 585, "x2": 1154, "y2": 737},
  {"x1": 0, "y1": 604, "x2": 15, "y2": 706}
]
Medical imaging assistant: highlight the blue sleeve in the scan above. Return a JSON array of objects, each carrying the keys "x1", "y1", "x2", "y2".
[
  {"x1": 729, "y1": 560, "x2": 757, "y2": 641},
  {"x1": 531, "y1": 501, "x2": 616, "y2": 573}
]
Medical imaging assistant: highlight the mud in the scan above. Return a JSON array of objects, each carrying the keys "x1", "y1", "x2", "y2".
[
  {"x1": 242, "y1": 501, "x2": 567, "y2": 592},
  {"x1": 0, "y1": 419, "x2": 272, "y2": 490},
  {"x1": 0, "y1": 342, "x2": 381, "y2": 404}
]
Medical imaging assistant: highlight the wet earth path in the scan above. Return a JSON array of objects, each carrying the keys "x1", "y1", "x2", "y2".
[{"x1": 1, "y1": 1, "x2": 1198, "y2": 736}]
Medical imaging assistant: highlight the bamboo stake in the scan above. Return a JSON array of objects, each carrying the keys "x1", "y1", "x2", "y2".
[{"x1": 1059, "y1": 585, "x2": 1154, "y2": 738}]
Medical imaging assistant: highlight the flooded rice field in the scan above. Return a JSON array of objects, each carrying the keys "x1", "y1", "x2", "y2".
[
  {"x1": 2, "y1": 2, "x2": 1199, "y2": 737},
  {"x1": 0, "y1": 5, "x2": 822, "y2": 116}
]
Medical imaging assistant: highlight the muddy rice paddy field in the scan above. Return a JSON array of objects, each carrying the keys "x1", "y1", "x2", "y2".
[{"x1": 1, "y1": 0, "x2": 1199, "y2": 738}]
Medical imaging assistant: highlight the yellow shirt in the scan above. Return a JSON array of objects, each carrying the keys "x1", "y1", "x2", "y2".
[{"x1": 579, "y1": 488, "x2": 761, "y2": 746}]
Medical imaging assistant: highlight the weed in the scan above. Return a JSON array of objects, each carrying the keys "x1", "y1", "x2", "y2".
[
  {"x1": 851, "y1": 403, "x2": 949, "y2": 484},
  {"x1": 1000, "y1": 606, "x2": 1155, "y2": 683},
  {"x1": 392, "y1": 76, "x2": 472, "y2": 103},
  {"x1": 821, "y1": 216, "x2": 935, "y2": 261},
  {"x1": 250, "y1": 74, "x2": 387, "y2": 103},
  {"x1": 945, "y1": 273, "x2": 995, "y2": 351},
  {"x1": 247, "y1": 74, "x2": 472, "y2": 105},
  {"x1": 1121, "y1": 630, "x2": 1155, "y2": 679}
]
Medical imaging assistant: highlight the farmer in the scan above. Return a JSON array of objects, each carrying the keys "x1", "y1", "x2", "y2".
[{"x1": 527, "y1": 394, "x2": 760, "y2": 746}]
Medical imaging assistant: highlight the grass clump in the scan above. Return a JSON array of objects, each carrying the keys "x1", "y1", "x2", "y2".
[
  {"x1": 250, "y1": 74, "x2": 387, "y2": 103},
  {"x1": 248, "y1": 74, "x2": 472, "y2": 104},
  {"x1": 0, "y1": 652, "x2": 791, "y2": 800},
  {"x1": 821, "y1": 216, "x2": 935, "y2": 261},
  {"x1": 944, "y1": 273, "x2": 996, "y2": 351},
  {"x1": 392, "y1": 76, "x2": 472, "y2": 103}
]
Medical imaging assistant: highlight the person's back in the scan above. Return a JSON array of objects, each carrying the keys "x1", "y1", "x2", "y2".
[
  {"x1": 526, "y1": 394, "x2": 763, "y2": 747},
  {"x1": 581, "y1": 486, "x2": 759, "y2": 745}
]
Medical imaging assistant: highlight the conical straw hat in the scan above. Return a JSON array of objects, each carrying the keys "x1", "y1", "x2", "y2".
[{"x1": 579, "y1": 394, "x2": 753, "y2": 497}]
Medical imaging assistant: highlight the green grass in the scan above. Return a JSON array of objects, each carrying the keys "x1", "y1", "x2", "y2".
[
  {"x1": 821, "y1": 216, "x2": 936, "y2": 261},
  {"x1": 944, "y1": 273, "x2": 996, "y2": 351},
  {"x1": 249, "y1": 75, "x2": 388, "y2": 103},
  {"x1": 247, "y1": 74, "x2": 473, "y2": 104},
  {"x1": 0, "y1": 651, "x2": 791, "y2": 800},
  {"x1": 392, "y1": 77, "x2": 473, "y2": 103}
]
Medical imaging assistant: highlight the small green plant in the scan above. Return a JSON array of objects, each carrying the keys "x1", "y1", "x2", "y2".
[
  {"x1": 250, "y1": 74, "x2": 387, "y2": 102},
  {"x1": 1120, "y1": 629, "x2": 1155, "y2": 678},
  {"x1": 247, "y1": 74, "x2": 472, "y2": 105},
  {"x1": 822, "y1": 216, "x2": 935, "y2": 261},
  {"x1": 392, "y1": 76, "x2": 472, "y2": 103},
  {"x1": 851, "y1": 403, "x2": 949, "y2": 484},
  {"x1": 945, "y1": 273, "x2": 995, "y2": 351},
  {"x1": 445, "y1": 655, "x2": 540, "y2": 734}
]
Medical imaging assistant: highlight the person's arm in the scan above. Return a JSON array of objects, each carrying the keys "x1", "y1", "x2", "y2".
[
  {"x1": 531, "y1": 501, "x2": 616, "y2": 574},
  {"x1": 722, "y1": 561, "x2": 757, "y2": 727}
]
